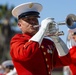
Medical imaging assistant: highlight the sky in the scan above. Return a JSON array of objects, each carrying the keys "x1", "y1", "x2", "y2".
[{"x1": 0, "y1": 0, "x2": 76, "y2": 43}]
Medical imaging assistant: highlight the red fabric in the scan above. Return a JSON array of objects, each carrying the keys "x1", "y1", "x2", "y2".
[
  {"x1": 69, "y1": 46, "x2": 76, "y2": 64},
  {"x1": 10, "y1": 34, "x2": 75, "y2": 75},
  {"x1": 0, "y1": 74, "x2": 3, "y2": 75},
  {"x1": 68, "y1": 46, "x2": 76, "y2": 75},
  {"x1": 69, "y1": 64, "x2": 76, "y2": 75}
]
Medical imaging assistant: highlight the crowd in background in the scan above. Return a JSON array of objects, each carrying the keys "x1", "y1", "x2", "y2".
[{"x1": 0, "y1": 60, "x2": 17, "y2": 75}]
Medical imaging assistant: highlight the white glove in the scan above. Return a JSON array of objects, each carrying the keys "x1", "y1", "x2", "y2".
[
  {"x1": 51, "y1": 36, "x2": 69, "y2": 56},
  {"x1": 41, "y1": 18, "x2": 54, "y2": 30},
  {"x1": 29, "y1": 18, "x2": 54, "y2": 45}
]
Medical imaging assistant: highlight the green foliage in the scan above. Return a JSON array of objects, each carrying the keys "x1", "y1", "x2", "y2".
[{"x1": 0, "y1": 4, "x2": 18, "y2": 64}]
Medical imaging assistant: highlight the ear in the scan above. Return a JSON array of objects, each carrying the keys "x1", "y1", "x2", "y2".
[{"x1": 18, "y1": 20, "x2": 21, "y2": 28}]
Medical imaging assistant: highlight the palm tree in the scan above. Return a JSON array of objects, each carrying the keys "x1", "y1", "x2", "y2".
[{"x1": 0, "y1": 4, "x2": 18, "y2": 63}]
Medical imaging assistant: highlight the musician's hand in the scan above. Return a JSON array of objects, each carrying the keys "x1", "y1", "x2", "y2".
[{"x1": 41, "y1": 17, "x2": 54, "y2": 30}]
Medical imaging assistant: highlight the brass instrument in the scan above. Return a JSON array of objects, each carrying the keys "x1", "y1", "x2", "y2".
[
  {"x1": 66, "y1": 14, "x2": 76, "y2": 29},
  {"x1": 47, "y1": 14, "x2": 76, "y2": 36}
]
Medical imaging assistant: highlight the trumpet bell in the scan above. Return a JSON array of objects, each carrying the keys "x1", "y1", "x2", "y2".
[{"x1": 66, "y1": 14, "x2": 76, "y2": 29}]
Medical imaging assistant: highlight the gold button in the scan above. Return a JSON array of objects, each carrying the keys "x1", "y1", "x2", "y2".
[
  {"x1": 45, "y1": 58, "x2": 48, "y2": 61},
  {"x1": 43, "y1": 52, "x2": 46, "y2": 55},
  {"x1": 48, "y1": 71, "x2": 51, "y2": 74},
  {"x1": 41, "y1": 45, "x2": 44, "y2": 49},
  {"x1": 47, "y1": 65, "x2": 49, "y2": 68}
]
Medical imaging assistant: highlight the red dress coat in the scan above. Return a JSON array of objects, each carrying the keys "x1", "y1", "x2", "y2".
[
  {"x1": 10, "y1": 34, "x2": 75, "y2": 75},
  {"x1": 69, "y1": 46, "x2": 76, "y2": 75}
]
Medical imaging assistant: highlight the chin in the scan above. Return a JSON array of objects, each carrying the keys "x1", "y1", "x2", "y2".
[{"x1": 31, "y1": 31, "x2": 37, "y2": 36}]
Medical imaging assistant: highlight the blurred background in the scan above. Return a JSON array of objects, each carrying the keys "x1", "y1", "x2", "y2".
[{"x1": 0, "y1": 3, "x2": 20, "y2": 63}]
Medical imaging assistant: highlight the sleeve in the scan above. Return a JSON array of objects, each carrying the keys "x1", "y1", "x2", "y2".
[
  {"x1": 10, "y1": 37, "x2": 39, "y2": 61},
  {"x1": 53, "y1": 46, "x2": 76, "y2": 68},
  {"x1": 69, "y1": 46, "x2": 76, "y2": 64},
  {"x1": 52, "y1": 43, "x2": 72, "y2": 68}
]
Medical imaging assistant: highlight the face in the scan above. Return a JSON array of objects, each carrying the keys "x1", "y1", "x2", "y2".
[
  {"x1": 18, "y1": 16, "x2": 39, "y2": 36},
  {"x1": 72, "y1": 32, "x2": 76, "y2": 42}
]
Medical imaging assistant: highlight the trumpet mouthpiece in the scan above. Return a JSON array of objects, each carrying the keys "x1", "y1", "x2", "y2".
[{"x1": 33, "y1": 25, "x2": 41, "y2": 28}]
